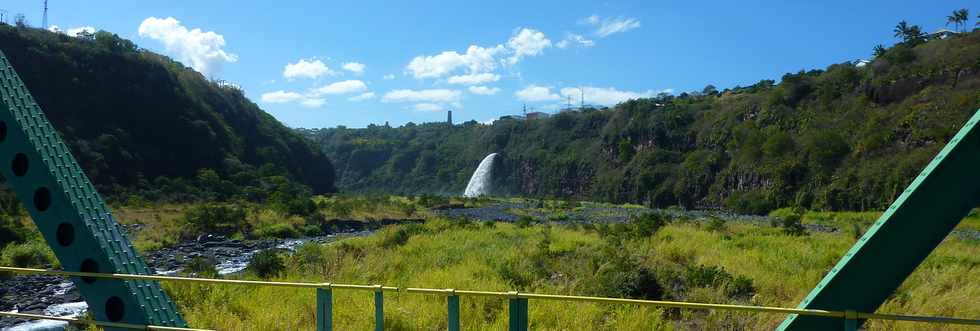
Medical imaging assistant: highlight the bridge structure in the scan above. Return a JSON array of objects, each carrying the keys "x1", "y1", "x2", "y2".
[{"x1": 1, "y1": 49, "x2": 979, "y2": 330}]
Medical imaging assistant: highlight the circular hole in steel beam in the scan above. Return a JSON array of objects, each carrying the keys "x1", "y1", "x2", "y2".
[
  {"x1": 104, "y1": 296, "x2": 125, "y2": 322},
  {"x1": 11, "y1": 153, "x2": 28, "y2": 177},
  {"x1": 33, "y1": 187, "x2": 51, "y2": 211},
  {"x1": 80, "y1": 259, "x2": 99, "y2": 284},
  {"x1": 55, "y1": 222, "x2": 74, "y2": 246}
]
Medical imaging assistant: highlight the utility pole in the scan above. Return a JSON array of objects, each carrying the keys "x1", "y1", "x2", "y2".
[
  {"x1": 0, "y1": 10, "x2": 7, "y2": 25},
  {"x1": 41, "y1": 0, "x2": 48, "y2": 29},
  {"x1": 579, "y1": 86, "x2": 584, "y2": 109}
]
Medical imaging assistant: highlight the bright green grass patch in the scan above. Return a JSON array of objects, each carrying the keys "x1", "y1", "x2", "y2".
[{"x1": 166, "y1": 217, "x2": 980, "y2": 330}]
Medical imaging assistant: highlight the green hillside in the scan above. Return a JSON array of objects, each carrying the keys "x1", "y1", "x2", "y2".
[
  {"x1": 0, "y1": 25, "x2": 336, "y2": 200},
  {"x1": 304, "y1": 30, "x2": 980, "y2": 214}
]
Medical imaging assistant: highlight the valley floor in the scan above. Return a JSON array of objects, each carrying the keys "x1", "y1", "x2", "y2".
[{"x1": 1, "y1": 197, "x2": 978, "y2": 330}]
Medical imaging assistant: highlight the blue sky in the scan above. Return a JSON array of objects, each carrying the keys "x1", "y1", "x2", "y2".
[{"x1": 4, "y1": 0, "x2": 976, "y2": 128}]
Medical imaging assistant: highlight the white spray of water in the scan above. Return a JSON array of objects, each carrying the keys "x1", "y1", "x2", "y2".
[
  {"x1": 7, "y1": 301, "x2": 89, "y2": 331},
  {"x1": 463, "y1": 153, "x2": 498, "y2": 198}
]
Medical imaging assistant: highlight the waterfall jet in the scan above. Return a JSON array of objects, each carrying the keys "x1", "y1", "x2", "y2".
[{"x1": 463, "y1": 153, "x2": 498, "y2": 197}]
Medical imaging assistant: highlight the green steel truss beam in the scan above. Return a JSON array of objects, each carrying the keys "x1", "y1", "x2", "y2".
[
  {"x1": 0, "y1": 51, "x2": 186, "y2": 328},
  {"x1": 780, "y1": 109, "x2": 980, "y2": 330}
]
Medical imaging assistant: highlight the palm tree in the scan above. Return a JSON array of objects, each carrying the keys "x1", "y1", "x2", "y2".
[
  {"x1": 905, "y1": 25, "x2": 923, "y2": 43},
  {"x1": 947, "y1": 9, "x2": 969, "y2": 32},
  {"x1": 873, "y1": 44, "x2": 887, "y2": 57},
  {"x1": 894, "y1": 21, "x2": 910, "y2": 39}
]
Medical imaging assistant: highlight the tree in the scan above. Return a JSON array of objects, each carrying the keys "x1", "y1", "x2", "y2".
[
  {"x1": 701, "y1": 85, "x2": 718, "y2": 96},
  {"x1": 947, "y1": 9, "x2": 969, "y2": 33},
  {"x1": 873, "y1": 44, "x2": 887, "y2": 57},
  {"x1": 893, "y1": 21, "x2": 923, "y2": 44},
  {"x1": 894, "y1": 21, "x2": 910, "y2": 39}
]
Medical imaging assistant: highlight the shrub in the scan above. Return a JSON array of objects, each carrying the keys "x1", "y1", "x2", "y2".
[
  {"x1": 183, "y1": 204, "x2": 247, "y2": 236},
  {"x1": 706, "y1": 217, "x2": 726, "y2": 232},
  {"x1": 0, "y1": 217, "x2": 25, "y2": 249},
  {"x1": 482, "y1": 220, "x2": 496, "y2": 229},
  {"x1": 591, "y1": 245, "x2": 664, "y2": 300},
  {"x1": 683, "y1": 264, "x2": 756, "y2": 299},
  {"x1": 628, "y1": 212, "x2": 670, "y2": 238},
  {"x1": 380, "y1": 223, "x2": 427, "y2": 248},
  {"x1": 775, "y1": 211, "x2": 808, "y2": 236},
  {"x1": 1, "y1": 241, "x2": 52, "y2": 268},
  {"x1": 248, "y1": 249, "x2": 284, "y2": 279},
  {"x1": 292, "y1": 242, "x2": 325, "y2": 272},
  {"x1": 251, "y1": 223, "x2": 300, "y2": 239},
  {"x1": 184, "y1": 256, "x2": 218, "y2": 278},
  {"x1": 515, "y1": 215, "x2": 535, "y2": 228}
]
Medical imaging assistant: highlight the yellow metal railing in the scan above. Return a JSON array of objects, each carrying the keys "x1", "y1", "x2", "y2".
[{"x1": 1, "y1": 266, "x2": 978, "y2": 330}]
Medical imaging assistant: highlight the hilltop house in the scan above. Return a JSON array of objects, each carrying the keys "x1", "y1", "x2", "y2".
[{"x1": 926, "y1": 28, "x2": 958, "y2": 40}]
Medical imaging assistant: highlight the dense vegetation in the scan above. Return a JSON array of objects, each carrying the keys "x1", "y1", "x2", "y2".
[
  {"x1": 0, "y1": 24, "x2": 336, "y2": 199},
  {"x1": 165, "y1": 212, "x2": 980, "y2": 330},
  {"x1": 305, "y1": 29, "x2": 980, "y2": 214}
]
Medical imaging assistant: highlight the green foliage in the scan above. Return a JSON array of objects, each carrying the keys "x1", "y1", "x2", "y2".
[
  {"x1": 683, "y1": 264, "x2": 756, "y2": 298},
  {"x1": 0, "y1": 25, "x2": 335, "y2": 200},
  {"x1": 1, "y1": 241, "x2": 54, "y2": 268},
  {"x1": 248, "y1": 249, "x2": 285, "y2": 279},
  {"x1": 0, "y1": 215, "x2": 26, "y2": 249},
  {"x1": 251, "y1": 223, "x2": 299, "y2": 239},
  {"x1": 380, "y1": 223, "x2": 428, "y2": 248},
  {"x1": 304, "y1": 30, "x2": 980, "y2": 214},
  {"x1": 184, "y1": 256, "x2": 218, "y2": 278},
  {"x1": 706, "y1": 217, "x2": 727, "y2": 232},
  {"x1": 515, "y1": 215, "x2": 535, "y2": 228},
  {"x1": 774, "y1": 210, "x2": 808, "y2": 236},
  {"x1": 183, "y1": 204, "x2": 247, "y2": 236}
]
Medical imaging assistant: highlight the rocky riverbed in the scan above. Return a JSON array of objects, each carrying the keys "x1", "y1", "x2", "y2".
[{"x1": 0, "y1": 232, "x2": 368, "y2": 330}]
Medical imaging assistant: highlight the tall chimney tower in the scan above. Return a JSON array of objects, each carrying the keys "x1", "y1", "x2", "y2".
[{"x1": 447, "y1": 110, "x2": 453, "y2": 125}]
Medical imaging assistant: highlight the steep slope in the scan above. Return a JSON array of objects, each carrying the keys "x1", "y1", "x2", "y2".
[
  {"x1": 0, "y1": 25, "x2": 335, "y2": 195},
  {"x1": 305, "y1": 30, "x2": 980, "y2": 213}
]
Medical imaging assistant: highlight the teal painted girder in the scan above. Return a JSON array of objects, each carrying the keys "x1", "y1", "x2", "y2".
[
  {"x1": 0, "y1": 51, "x2": 186, "y2": 328},
  {"x1": 779, "y1": 109, "x2": 980, "y2": 330}
]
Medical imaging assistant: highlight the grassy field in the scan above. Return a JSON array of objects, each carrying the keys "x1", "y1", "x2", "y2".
[
  {"x1": 2, "y1": 196, "x2": 977, "y2": 330},
  {"x1": 161, "y1": 212, "x2": 980, "y2": 330}
]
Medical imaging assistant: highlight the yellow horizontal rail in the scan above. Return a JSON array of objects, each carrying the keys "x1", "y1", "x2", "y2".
[
  {"x1": 0, "y1": 311, "x2": 214, "y2": 331},
  {"x1": 2, "y1": 266, "x2": 978, "y2": 327}
]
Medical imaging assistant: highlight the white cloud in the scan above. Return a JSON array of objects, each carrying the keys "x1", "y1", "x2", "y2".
[
  {"x1": 383, "y1": 74, "x2": 396, "y2": 80},
  {"x1": 342, "y1": 62, "x2": 366, "y2": 74},
  {"x1": 260, "y1": 90, "x2": 305, "y2": 103},
  {"x1": 283, "y1": 59, "x2": 332, "y2": 80},
  {"x1": 468, "y1": 86, "x2": 500, "y2": 95},
  {"x1": 349, "y1": 92, "x2": 376, "y2": 102},
  {"x1": 309, "y1": 80, "x2": 368, "y2": 96},
  {"x1": 516, "y1": 85, "x2": 560, "y2": 102},
  {"x1": 260, "y1": 90, "x2": 325, "y2": 108},
  {"x1": 60, "y1": 26, "x2": 96, "y2": 37},
  {"x1": 556, "y1": 33, "x2": 595, "y2": 48},
  {"x1": 413, "y1": 103, "x2": 444, "y2": 112},
  {"x1": 382, "y1": 89, "x2": 461, "y2": 104},
  {"x1": 581, "y1": 15, "x2": 641, "y2": 37},
  {"x1": 559, "y1": 86, "x2": 665, "y2": 106},
  {"x1": 47, "y1": 25, "x2": 60, "y2": 33},
  {"x1": 300, "y1": 98, "x2": 326, "y2": 108},
  {"x1": 448, "y1": 73, "x2": 500, "y2": 85},
  {"x1": 137, "y1": 17, "x2": 237, "y2": 76},
  {"x1": 580, "y1": 15, "x2": 600, "y2": 25},
  {"x1": 406, "y1": 45, "x2": 505, "y2": 79},
  {"x1": 506, "y1": 28, "x2": 551, "y2": 65}
]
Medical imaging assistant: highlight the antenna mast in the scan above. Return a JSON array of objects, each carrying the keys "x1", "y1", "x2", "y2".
[
  {"x1": 579, "y1": 86, "x2": 584, "y2": 109},
  {"x1": 42, "y1": 0, "x2": 48, "y2": 29}
]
